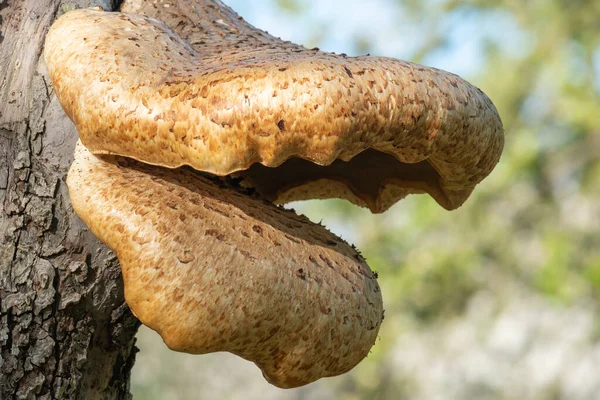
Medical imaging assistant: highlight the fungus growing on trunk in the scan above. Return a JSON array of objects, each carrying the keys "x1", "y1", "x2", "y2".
[{"x1": 43, "y1": 0, "x2": 503, "y2": 389}]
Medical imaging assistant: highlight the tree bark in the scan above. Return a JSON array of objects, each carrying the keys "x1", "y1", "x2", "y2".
[{"x1": 0, "y1": 1, "x2": 140, "y2": 399}]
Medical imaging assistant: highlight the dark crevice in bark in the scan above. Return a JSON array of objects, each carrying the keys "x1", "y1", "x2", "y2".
[{"x1": 49, "y1": 255, "x2": 61, "y2": 398}]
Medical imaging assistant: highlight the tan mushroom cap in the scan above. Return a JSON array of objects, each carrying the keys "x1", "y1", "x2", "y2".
[
  {"x1": 44, "y1": 4, "x2": 503, "y2": 213},
  {"x1": 67, "y1": 141, "x2": 383, "y2": 388}
]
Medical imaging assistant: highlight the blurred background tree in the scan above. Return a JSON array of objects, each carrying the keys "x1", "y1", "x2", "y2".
[{"x1": 132, "y1": 1, "x2": 600, "y2": 399}]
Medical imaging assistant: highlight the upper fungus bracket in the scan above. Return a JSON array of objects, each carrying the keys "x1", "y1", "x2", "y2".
[{"x1": 44, "y1": 2, "x2": 503, "y2": 213}]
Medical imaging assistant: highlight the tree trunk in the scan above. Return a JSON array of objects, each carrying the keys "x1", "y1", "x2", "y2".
[{"x1": 0, "y1": 1, "x2": 140, "y2": 399}]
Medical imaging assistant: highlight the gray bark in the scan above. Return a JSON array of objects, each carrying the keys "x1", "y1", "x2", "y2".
[{"x1": 0, "y1": 0, "x2": 140, "y2": 399}]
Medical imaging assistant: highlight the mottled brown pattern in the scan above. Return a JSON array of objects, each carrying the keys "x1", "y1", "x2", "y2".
[
  {"x1": 67, "y1": 142, "x2": 383, "y2": 388},
  {"x1": 44, "y1": 4, "x2": 504, "y2": 212}
]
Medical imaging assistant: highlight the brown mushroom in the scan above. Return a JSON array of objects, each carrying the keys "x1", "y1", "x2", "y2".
[
  {"x1": 44, "y1": 2, "x2": 503, "y2": 214},
  {"x1": 43, "y1": 0, "x2": 504, "y2": 389},
  {"x1": 67, "y1": 141, "x2": 382, "y2": 388}
]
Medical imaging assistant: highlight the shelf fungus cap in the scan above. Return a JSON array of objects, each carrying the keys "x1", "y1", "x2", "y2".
[
  {"x1": 44, "y1": 4, "x2": 504, "y2": 213},
  {"x1": 67, "y1": 141, "x2": 383, "y2": 388}
]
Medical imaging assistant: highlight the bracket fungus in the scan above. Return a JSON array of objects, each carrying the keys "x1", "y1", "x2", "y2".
[{"x1": 44, "y1": 0, "x2": 503, "y2": 389}]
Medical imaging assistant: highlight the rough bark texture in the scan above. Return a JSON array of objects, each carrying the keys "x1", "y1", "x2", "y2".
[{"x1": 0, "y1": 1, "x2": 140, "y2": 399}]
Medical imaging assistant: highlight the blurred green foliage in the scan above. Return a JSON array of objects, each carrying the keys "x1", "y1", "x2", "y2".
[{"x1": 389, "y1": 0, "x2": 599, "y2": 304}]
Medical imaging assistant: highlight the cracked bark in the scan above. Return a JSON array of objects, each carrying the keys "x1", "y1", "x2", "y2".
[{"x1": 1, "y1": 1, "x2": 140, "y2": 399}]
